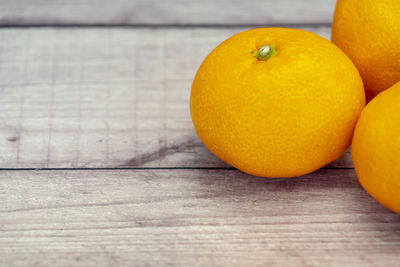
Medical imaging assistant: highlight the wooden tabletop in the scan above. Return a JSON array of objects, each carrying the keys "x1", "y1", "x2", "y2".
[{"x1": 1, "y1": 1, "x2": 399, "y2": 266}]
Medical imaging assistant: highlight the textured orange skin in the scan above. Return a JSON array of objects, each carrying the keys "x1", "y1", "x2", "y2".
[
  {"x1": 190, "y1": 28, "x2": 365, "y2": 178},
  {"x1": 332, "y1": 0, "x2": 400, "y2": 102},
  {"x1": 352, "y1": 82, "x2": 400, "y2": 214}
]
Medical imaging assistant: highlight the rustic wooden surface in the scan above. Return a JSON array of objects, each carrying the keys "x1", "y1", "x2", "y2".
[
  {"x1": 0, "y1": 0, "x2": 335, "y2": 26},
  {"x1": 1, "y1": 169, "x2": 400, "y2": 267},
  {"x1": 0, "y1": 26, "x2": 354, "y2": 169},
  {"x1": 0, "y1": 1, "x2": 399, "y2": 266}
]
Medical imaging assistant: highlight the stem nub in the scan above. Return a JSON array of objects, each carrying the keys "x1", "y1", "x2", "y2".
[{"x1": 254, "y1": 45, "x2": 276, "y2": 61}]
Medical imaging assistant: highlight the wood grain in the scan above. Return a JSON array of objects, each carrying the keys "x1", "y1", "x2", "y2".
[
  {"x1": 0, "y1": 26, "x2": 353, "y2": 169},
  {"x1": 0, "y1": 0, "x2": 335, "y2": 26},
  {"x1": 1, "y1": 2, "x2": 396, "y2": 267},
  {"x1": 1, "y1": 169, "x2": 399, "y2": 266}
]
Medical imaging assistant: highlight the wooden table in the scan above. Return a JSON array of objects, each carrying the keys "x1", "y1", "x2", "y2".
[{"x1": 1, "y1": 1, "x2": 399, "y2": 266}]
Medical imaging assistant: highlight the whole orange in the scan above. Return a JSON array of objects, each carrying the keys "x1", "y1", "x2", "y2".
[
  {"x1": 332, "y1": 0, "x2": 400, "y2": 101},
  {"x1": 352, "y1": 81, "x2": 400, "y2": 214},
  {"x1": 190, "y1": 28, "x2": 365, "y2": 178}
]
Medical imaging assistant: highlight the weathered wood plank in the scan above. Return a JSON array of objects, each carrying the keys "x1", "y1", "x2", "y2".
[
  {"x1": 0, "y1": 169, "x2": 399, "y2": 266},
  {"x1": 0, "y1": 0, "x2": 335, "y2": 26},
  {"x1": 0, "y1": 26, "x2": 353, "y2": 169}
]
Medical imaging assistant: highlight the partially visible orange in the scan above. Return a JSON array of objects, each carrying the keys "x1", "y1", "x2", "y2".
[
  {"x1": 352, "y1": 81, "x2": 400, "y2": 214},
  {"x1": 332, "y1": 0, "x2": 400, "y2": 101},
  {"x1": 190, "y1": 27, "x2": 365, "y2": 178}
]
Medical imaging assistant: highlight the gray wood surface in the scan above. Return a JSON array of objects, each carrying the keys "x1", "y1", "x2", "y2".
[
  {"x1": 0, "y1": 0, "x2": 335, "y2": 26},
  {"x1": 2, "y1": 1, "x2": 398, "y2": 266},
  {"x1": 0, "y1": 26, "x2": 353, "y2": 169},
  {"x1": 1, "y1": 169, "x2": 399, "y2": 266}
]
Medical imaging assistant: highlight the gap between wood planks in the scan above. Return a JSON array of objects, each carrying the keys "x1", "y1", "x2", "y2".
[
  {"x1": 0, "y1": 22, "x2": 332, "y2": 29},
  {"x1": 0, "y1": 167, "x2": 353, "y2": 171}
]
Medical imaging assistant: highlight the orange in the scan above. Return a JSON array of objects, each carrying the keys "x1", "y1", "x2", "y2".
[
  {"x1": 190, "y1": 28, "x2": 365, "y2": 178},
  {"x1": 352, "y1": 81, "x2": 400, "y2": 214},
  {"x1": 332, "y1": 0, "x2": 400, "y2": 102}
]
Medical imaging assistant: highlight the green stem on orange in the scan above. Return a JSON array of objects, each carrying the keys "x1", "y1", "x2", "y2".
[{"x1": 254, "y1": 45, "x2": 277, "y2": 61}]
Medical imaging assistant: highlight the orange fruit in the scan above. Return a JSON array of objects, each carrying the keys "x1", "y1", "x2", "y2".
[
  {"x1": 332, "y1": 0, "x2": 400, "y2": 102},
  {"x1": 190, "y1": 27, "x2": 365, "y2": 178},
  {"x1": 352, "y1": 81, "x2": 400, "y2": 214}
]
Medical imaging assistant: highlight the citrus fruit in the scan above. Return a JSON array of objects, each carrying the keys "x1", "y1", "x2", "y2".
[
  {"x1": 332, "y1": 0, "x2": 400, "y2": 102},
  {"x1": 352, "y1": 81, "x2": 400, "y2": 214},
  {"x1": 190, "y1": 27, "x2": 365, "y2": 178}
]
